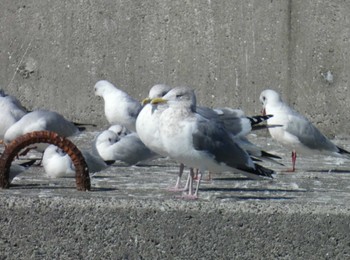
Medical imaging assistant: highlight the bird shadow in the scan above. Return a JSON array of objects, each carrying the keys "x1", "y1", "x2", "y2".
[
  {"x1": 134, "y1": 163, "x2": 176, "y2": 168},
  {"x1": 211, "y1": 177, "x2": 252, "y2": 181},
  {"x1": 9, "y1": 183, "x2": 118, "y2": 192},
  {"x1": 9, "y1": 183, "x2": 74, "y2": 190},
  {"x1": 216, "y1": 195, "x2": 295, "y2": 201},
  {"x1": 91, "y1": 175, "x2": 118, "y2": 179},
  {"x1": 198, "y1": 187, "x2": 307, "y2": 193},
  {"x1": 92, "y1": 187, "x2": 118, "y2": 192},
  {"x1": 109, "y1": 163, "x2": 173, "y2": 168},
  {"x1": 305, "y1": 169, "x2": 350, "y2": 174}
]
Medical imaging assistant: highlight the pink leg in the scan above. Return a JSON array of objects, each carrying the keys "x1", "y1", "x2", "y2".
[
  {"x1": 291, "y1": 150, "x2": 297, "y2": 172},
  {"x1": 182, "y1": 168, "x2": 193, "y2": 191},
  {"x1": 167, "y1": 163, "x2": 187, "y2": 192},
  {"x1": 284, "y1": 150, "x2": 297, "y2": 172},
  {"x1": 175, "y1": 169, "x2": 200, "y2": 200},
  {"x1": 193, "y1": 171, "x2": 202, "y2": 197},
  {"x1": 193, "y1": 168, "x2": 199, "y2": 180}
]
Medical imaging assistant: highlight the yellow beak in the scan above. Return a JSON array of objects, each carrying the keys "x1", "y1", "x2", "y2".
[
  {"x1": 150, "y1": 97, "x2": 167, "y2": 105},
  {"x1": 141, "y1": 97, "x2": 152, "y2": 105}
]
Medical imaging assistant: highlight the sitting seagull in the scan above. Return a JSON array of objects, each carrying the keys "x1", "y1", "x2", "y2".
[
  {"x1": 42, "y1": 145, "x2": 76, "y2": 178},
  {"x1": 152, "y1": 86, "x2": 275, "y2": 198},
  {"x1": 4, "y1": 109, "x2": 86, "y2": 157},
  {"x1": 260, "y1": 89, "x2": 350, "y2": 171},
  {"x1": 42, "y1": 145, "x2": 108, "y2": 178},
  {"x1": 94, "y1": 80, "x2": 142, "y2": 132},
  {"x1": 0, "y1": 90, "x2": 27, "y2": 141},
  {"x1": 108, "y1": 124, "x2": 131, "y2": 137},
  {"x1": 4, "y1": 110, "x2": 82, "y2": 145},
  {"x1": 93, "y1": 129, "x2": 158, "y2": 166}
]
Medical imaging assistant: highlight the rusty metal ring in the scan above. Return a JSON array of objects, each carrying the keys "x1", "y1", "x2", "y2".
[{"x1": 0, "y1": 131, "x2": 90, "y2": 191}]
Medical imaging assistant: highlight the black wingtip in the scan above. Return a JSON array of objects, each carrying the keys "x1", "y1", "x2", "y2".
[
  {"x1": 337, "y1": 146, "x2": 350, "y2": 155},
  {"x1": 73, "y1": 122, "x2": 98, "y2": 127},
  {"x1": 255, "y1": 164, "x2": 275, "y2": 178},
  {"x1": 19, "y1": 159, "x2": 37, "y2": 168},
  {"x1": 260, "y1": 150, "x2": 282, "y2": 159},
  {"x1": 248, "y1": 114, "x2": 273, "y2": 126},
  {"x1": 238, "y1": 163, "x2": 275, "y2": 179},
  {"x1": 104, "y1": 160, "x2": 116, "y2": 165}
]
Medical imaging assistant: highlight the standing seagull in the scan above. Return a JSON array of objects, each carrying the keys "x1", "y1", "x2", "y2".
[
  {"x1": 136, "y1": 84, "x2": 190, "y2": 190},
  {"x1": 152, "y1": 86, "x2": 274, "y2": 198},
  {"x1": 94, "y1": 80, "x2": 142, "y2": 132},
  {"x1": 137, "y1": 85, "x2": 279, "y2": 192},
  {"x1": 260, "y1": 89, "x2": 350, "y2": 171},
  {"x1": 136, "y1": 84, "x2": 172, "y2": 156}
]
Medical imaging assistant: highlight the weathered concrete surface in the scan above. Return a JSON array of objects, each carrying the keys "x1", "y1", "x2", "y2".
[
  {"x1": 2, "y1": 1, "x2": 350, "y2": 258},
  {"x1": 1, "y1": 0, "x2": 286, "y2": 128},
  {"x1": 289, "y1": 0, "x2": 350, "y2": 137},
  {"x1": 1, "y1": 132, "x2": 350, "y2": 259},
  {"x1": 1, "y1": 196, "x2": 349, "y2": 259},
  {"x1": 2, "y1": 1, "x2": 350, "y2": 135}
]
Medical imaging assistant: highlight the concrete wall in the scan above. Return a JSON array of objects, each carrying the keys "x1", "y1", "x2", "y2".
[{"x1": 0, "y1": 0, "x2": 349, "y2": 136}]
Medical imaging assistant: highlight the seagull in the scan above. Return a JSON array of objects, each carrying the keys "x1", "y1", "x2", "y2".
[
  {"x1": 260, "y1": 89, "x2": 350, "y2": 171},
  {"x1": 42, "y1": 145, "x2": 108, "y2": 178},
  {"x1": 93, "y1": 129, "x2": 158, "y2": 166},
  {"x1": 136, "y1": 84, "x2": 193, "y2": 190},
  {"x1": 0, "y1": 89, "x2": 28, "y2": 111},
  {"x1": 42, "y1": 145, "x2": 75, "y2": 178},
  {"x1": 137, "y1": 84, "x2": 280, "y2": 191},
  {"x1": 136, "y1": 84, "x2": 172, "y2": 156},
  {"x1": 3, "y1": 109, "x2": 85, "y2": 157},
  {"x1": 0, "y1": 90, "x2": 27, "y2": 141},
  {"x1": 94, "y1": 80, "x2": 142, "y2": 132},
  {"x1": 4, "y1": 110, "x2": 82, "y2": 144},
  {"x1": 196, "y1": 106, "x2": 282, "y2": 165},
  {"x1": 108, "y1": 124, "x2": 131, "y2": 137},
  {"x1": 152, "y1": 86, "x2": 275, "y2": 198}
]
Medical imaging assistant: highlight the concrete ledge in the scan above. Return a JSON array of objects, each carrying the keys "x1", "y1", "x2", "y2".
[
  {"x1": 1, "y1": 134, "x2": 350, "y2": 259},
  {"x1": 0, "y1": 195, "x2": 349, "y2": 259}
]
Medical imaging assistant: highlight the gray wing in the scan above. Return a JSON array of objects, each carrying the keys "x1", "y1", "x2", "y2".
[
  {"x1": 197, "y1": 106, "x2": 249, "y2": 136},
  {"x1": 82, "y1": 150, "x2": 107, "y2": 173},
  {"x1": 126, "y1": 98, "x2": 143, "y2": 120},
  {"x1": 113, "y1": 133, "x2": 158, "y2": 165},
  {"x1": 192, "y1": 118, "x2": 274, "y2": 178},
  {"x1": 286, "y1": 114, "x2": 338, "y2": 152},
  {"x1": 192, "y1": 118, "x2": 253, "y2": 169},
  {"x1": 196, "y1": 106, "x2": 221, "y2": 119},
  {"x1": 44, "y1": 110, "x2": 80, "y2": 136}
]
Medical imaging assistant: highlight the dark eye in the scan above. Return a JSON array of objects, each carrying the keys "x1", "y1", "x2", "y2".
[{"x1": 262, "y1": 96, "x2": 266, "y2": 101}]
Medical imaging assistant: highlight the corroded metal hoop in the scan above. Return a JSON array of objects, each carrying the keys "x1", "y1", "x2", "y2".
[{"x1": 0, "y1": 131, "x2": 90, "y2": 191}]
